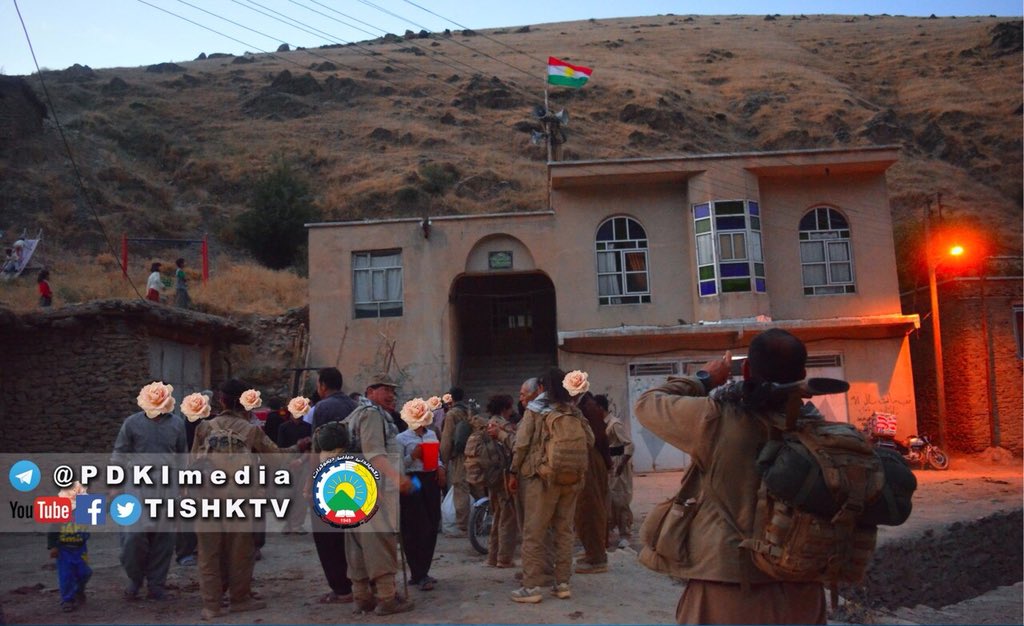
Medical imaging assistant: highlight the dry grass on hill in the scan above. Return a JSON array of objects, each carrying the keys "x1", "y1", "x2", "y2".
[{"x1": 0, "y1": 251, "x2": 307, "y2": 316}]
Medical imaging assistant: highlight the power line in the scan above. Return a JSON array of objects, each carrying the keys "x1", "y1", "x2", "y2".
[
  {"x1": 399, "y1": 0, "x2": 546, "y2": 67},
  {"x1": 287, "y1": 0, "x2": 496, "y2": 79},
  {"x1": 356, "y1": 0, "x2": 536, "y2": 80},
  {"x1": 250, "y1": 0, "x2": 485, "y2": 86},
  {"x1": 138, "y1": 0, "x2": 455, "y2": 112},
  {"x1": 11, "y1": 0, "x2": 145, "y2": 301},
  {"x1": 137, "y1": 0, "x2": 283, "y2": 60}
]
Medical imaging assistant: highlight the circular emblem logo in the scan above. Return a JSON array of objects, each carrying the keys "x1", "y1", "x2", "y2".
[{"x1": 312, "y1": 455, "x2": 380, "y2": 528}]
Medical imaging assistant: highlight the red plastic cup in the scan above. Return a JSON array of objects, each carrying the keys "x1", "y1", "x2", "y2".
[{"x1": 420, "y1": 441, "x2": 439, "y2": 471}]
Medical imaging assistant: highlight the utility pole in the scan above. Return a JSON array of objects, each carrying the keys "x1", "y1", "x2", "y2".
[{"x1": 924, "y1": 199, "x2": 948, "y2": 447}]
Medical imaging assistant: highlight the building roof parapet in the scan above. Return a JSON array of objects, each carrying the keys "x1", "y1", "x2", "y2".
[
  {"x1": 0, "y1": 299, "x2": 252, "y2": 344},
  {"x1": 558, "y1": 314, "x2": 919, "y2": 356},
  {"x1": 549, "y1": 145, "x2": 901, "y2": 188},
  {"x1": 306, "y1": 209, "x2": 555, "y2": 230}
]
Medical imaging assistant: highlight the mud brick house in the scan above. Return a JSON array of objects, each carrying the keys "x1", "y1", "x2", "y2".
[
  {"x1": 902, "y1": 262, "x2": 1024, "y2": 454},
  {"x1": 0, "y1": 300, "x2": 250, "y2": 453},
  {"x1": 308, "y1": 145, "x2": 920, "y2": 471}
]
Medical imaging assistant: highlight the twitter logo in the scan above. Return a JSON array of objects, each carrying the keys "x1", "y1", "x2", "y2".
[{"x1": 110, "y1": 494, "x2": 142, "y2": 526}]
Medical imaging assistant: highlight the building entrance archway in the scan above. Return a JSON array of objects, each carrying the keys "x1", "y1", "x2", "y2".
[{"x1": 451, "y1": 272, "x2": 557, "y2": 402}]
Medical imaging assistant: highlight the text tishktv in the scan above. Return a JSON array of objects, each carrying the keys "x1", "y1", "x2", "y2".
[{"x1": 79, "y1": 463, "x2": 293, "y2": 521}]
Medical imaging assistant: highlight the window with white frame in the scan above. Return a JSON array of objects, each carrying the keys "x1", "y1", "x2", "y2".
[
  {"x1": 799, "y1": 207, "x2": 855, "y2": 295},
  {"x1": 596, "y1": 216, "x2": 651, "y2": 305},
  {"x1": 353, "y1": 250, "x2": 403, "y2": 318},
  {"x1": 693, "y1": 200, "x2": 765, "y2": 296}
]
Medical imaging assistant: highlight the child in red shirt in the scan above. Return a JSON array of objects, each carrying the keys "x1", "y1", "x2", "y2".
[{"x1": 38, "y1": 269, "x2": 52, "y2": 307}]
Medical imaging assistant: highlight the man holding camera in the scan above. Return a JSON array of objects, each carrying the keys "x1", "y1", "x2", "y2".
[{"x1": 634, "y1": 329, "x2": 826, "y2": 624}]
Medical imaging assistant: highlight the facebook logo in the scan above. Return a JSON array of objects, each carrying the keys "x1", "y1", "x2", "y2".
[{"x1": 74, "y1": 494, "x2": 106, "y2": 526}]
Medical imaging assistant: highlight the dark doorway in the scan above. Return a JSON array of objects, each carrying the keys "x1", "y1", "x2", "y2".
[{"x1": 451, "y1": 273, "x2": 557, "y2": 399}]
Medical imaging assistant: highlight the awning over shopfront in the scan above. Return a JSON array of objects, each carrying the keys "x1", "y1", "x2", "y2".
[{"x1": 557, "y1": 314, "x2": 920, "y2": 356}]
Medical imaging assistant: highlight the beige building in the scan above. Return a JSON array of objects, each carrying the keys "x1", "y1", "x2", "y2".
[{"x1": 308, "y1": 146, "x2": 919, "y2": 471}]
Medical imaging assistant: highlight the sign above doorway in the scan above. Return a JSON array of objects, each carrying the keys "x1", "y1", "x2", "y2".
[{"x1": 488, "y1": 251, "x2": 513, "y2": 270}]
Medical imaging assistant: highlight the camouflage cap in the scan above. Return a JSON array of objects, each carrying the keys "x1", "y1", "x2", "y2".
[{"x1": 367, "y1": 372, "x2": 398, "y2": 388}]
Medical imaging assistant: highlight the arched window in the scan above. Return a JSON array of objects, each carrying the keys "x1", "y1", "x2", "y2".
[
  {"x1": 799, "y1": 207, "x2": 855, "y2": 295},
  {"x1": 596, "y1": 216, "x2": 651, "y2": 305}
]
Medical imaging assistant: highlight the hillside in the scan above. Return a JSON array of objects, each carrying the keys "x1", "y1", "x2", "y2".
[{"x1": 1, "y1": 13, "x2": 1021, "y2": 304}]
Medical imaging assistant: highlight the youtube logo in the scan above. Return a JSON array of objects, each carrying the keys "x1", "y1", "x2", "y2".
[{"x1": 34, "y1": 497, "x2": 72, "y2": 523}]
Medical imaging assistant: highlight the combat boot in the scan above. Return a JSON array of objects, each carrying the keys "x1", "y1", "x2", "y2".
[
  {"x1": 229, "y1": 598, "x2": 266, "y2": 614},
  {"x1": 374, "y1": 595, "x2": 414, "y2": 616},
  {"x1": 351, "y1": 579, "x2": 376, "y2": 614}
]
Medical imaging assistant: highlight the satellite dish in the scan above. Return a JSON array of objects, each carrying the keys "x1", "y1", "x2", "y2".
[
  {"x1": 530, "y1": 130, "x2": 547, "y2": 145},
  {"x1": 554, "y1": 109, "x2": 568, "y2": 127},
  {"x1": 533, "y1": 105, "x2": 548, "y2": 118}
]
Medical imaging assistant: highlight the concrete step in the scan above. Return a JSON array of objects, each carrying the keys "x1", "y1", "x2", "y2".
[{"x1": 459, "y1": 352, "x2": 555, "y2": 403}]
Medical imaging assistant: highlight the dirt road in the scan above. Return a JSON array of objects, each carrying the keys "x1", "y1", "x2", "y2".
[{"x1": 2, "y1": 455, "x2": 1020, "y2": 625}]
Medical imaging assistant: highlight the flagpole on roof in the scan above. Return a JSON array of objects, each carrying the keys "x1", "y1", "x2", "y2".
[{"x1": 544, "y1": 89, "x2": 552, "y2": 162}]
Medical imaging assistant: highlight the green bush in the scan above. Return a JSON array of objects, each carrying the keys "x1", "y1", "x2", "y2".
[
  {"x1": 418, "y1": 162, "x2": 460, "y2": 195},
  {"x1": 235, "y1": 160, "x2": 321, "y2": 270},
  {"x1": 394, "y1": 185, "x2": 428, "y2": 209}
]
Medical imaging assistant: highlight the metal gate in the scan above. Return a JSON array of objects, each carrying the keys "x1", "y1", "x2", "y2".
[
  {"x1": 626, "y1": 353, "x2": 847, "y2": 472},
  {"x1": 806, "y1": 353, "x2": 848, "y2": 422},
  {"x1": 627, "y1": 361, "x2": 691, "y2": 472},
  {"x1": 149, "y1": 339, "x2": 204, "y2": 408}
]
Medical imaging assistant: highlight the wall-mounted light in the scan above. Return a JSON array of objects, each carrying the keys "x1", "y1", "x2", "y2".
[{"x1": 421, "y1": 217, "x2": 431, "y2": 239}]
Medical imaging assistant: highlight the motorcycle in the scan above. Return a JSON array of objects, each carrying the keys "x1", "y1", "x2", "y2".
[
  {"x1": 468, "y1": 496, "x2": 492, "y2": 555},
  {"x1": 863, "y1": 412, "x2": 950, "y2": 470}
]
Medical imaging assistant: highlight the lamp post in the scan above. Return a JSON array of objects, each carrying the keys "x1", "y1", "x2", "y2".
[{"x1": 924, "y1": 206, "x2": 958, "y2": 448}]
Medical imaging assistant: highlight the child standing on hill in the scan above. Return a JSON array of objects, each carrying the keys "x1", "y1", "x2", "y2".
[
  {"x1": 174, "y1": 257, "x2": 191, "y2": 309},
  {"x1": 146, "y1": 262, "x2": 163, "y2": 302},
  {"x1": 47, "y1": 483, "x2": 92, "y2": 612},
  {"x1": 37, "y1": 269, "x2": 52, "y2": 307}
]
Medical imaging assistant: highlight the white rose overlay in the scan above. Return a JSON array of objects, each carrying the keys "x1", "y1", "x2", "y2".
[
  {"x1": 240, "y1": 388, "x2": 262, "y2": 411},
  {"x1": 181, "y1": 392, "x2": 212, "y2": 422},
  {"x1": 426, "y1": 396, "x2": 442, "y2": 411},
  {"x1": 562, "y1": 370, "x2": 590, "y2": 396},
  {"x1": 137, "y1": 381, "x2": 176, "y2": 418},
  {"x1": 442, "y1": 393, "x2": 453, "y2": 405},
  {"x1": 288, "y1": 396, "x2": 311, "y2": 419},
  {"x1": 400, "y1": 398, "x2": 433, "y2": 429}
]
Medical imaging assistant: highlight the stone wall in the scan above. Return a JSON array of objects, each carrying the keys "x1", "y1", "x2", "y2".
[
  {"x1": 0, "y1": 301, "x2": 252, "y2": 453},
  {"x1": 228, "y1": 306, "x2": 310, "y2": 402},
  {"x1": 0, "y1": 302, "x2": 308, "y2": 453},
  {"x1": 903, "y1": 276, "x2": 1023, "y2": 453},
  {"x1": 0, "y1": 317, "x2": 151, "y2": 452}
]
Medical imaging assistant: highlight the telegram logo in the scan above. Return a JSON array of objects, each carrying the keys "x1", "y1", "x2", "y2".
[{"x1": 9, "y1": 460, "x2": 41, "y2": 492}]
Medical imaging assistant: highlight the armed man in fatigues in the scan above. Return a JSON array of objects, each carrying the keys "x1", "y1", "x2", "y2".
[
  {"x1": 634, "y1": 329, "x2": 827, "y2": 624},
  {"x1": 438, "y1": 387, "x2": 476, "y2": 535},
  {"x1": 191, "y1": 379, "x2": 309, "y2": 621},
  {"x1": 342, "y1": 373, "x2": 415, "y2": 616}
]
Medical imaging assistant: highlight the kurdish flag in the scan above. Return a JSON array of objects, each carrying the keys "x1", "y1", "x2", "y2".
[{"x1": 547, "y1": 56, "x2": 592, "y2": 88}]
